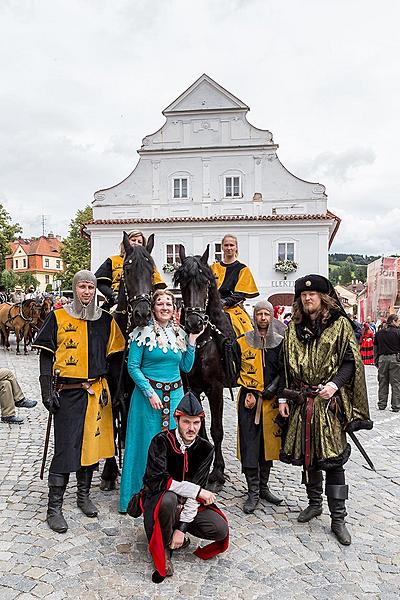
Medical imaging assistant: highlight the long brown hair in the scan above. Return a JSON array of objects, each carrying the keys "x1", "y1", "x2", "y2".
[{"x1": 292, "y1": 292, "x2": 340, "y2": 325}]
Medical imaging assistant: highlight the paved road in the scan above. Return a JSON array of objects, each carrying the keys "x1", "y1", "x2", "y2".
[{"x1": 0, "y1": 346, "x2": 399, "y2": 600}]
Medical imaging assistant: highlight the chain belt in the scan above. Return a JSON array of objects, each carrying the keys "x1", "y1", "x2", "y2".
[{"x1": 147, "y1": 378, "x2": 182, "y2": 432}]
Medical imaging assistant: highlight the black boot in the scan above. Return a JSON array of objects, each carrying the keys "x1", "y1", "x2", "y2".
[
  {"x1": 76, "y1": 467, "x2": 98, "y2": 517},
  {"x1": 326, "y1": 484, "x2": 351, "y2": 545},
  {"x1": 298, "y1": 470, "x2": 323, "y2": 522},
  {"x1": 243, "y1": 468, "x2": 260, "y2": 514},
  {"x1": 259, "y1": 460, "x2": 283, "y2": 505},
  {"x1": 47, "y1": 473, "x2": 69, "y2": 533}
]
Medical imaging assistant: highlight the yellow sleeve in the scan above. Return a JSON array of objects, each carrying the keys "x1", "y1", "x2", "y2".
[
  {"x1": 235, "y1": 266, "x2": 259, "y2": 297},
  {"x1": 153, "y1": 268, "x2": 167, "y2": 289},
  {"x1": 211, "y1": 262, "x2": 225, "y2": 290},
  {"x1": 106, "y1": 318, "x2": 126, "y2": 357}
]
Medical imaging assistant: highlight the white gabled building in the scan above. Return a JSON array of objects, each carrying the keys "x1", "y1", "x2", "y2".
[{"x1": 85, "y1": 74, "x2": 340, "y2": 306}]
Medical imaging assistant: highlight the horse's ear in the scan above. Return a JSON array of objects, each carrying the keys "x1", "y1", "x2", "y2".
[
  {"x1": 122, "y1": 231, "x2": 132, "y2": 256},
  {"x1": 200, "y1": 245, "x2": 210, "y2": 265},
  {"x1": 179, "y1": 244, "x2": 186, "y2": 263},
  {"x1": 146, "y1": 234, "x2": 154, "y2": 254}
]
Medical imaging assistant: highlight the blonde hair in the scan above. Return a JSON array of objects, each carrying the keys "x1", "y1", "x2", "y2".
[
  {"x1": 119, "y1": 230, "x2": 146, "y2": 257},
  {"x1": 221, "y1": 234, "x2": 238, "y2": 257}
]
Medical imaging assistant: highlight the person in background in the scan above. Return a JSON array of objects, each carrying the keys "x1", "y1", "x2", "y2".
[
  {"x1": 211, "y1": 234, "x2": 259, "y2": 337},
  {"x1": 0, "y1": 368, "x2": 37, "y2": 424},
  {"x1": 10, "y1": 285, "x2": 24, "y2": 303},
  {"x1": 95, "y1": 230, "x2": 166, "y2": 311},
  {"x1": 360, "y1": 321, "x2": 375, "y2": 365},
  {"x1": 374, "y1": 313, "x2": 400, "y2": 412}
]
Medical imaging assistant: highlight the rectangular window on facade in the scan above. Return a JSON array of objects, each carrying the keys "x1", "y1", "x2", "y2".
[
  {"x1": 23, "y1": 258, "x2": 27, "y2": 268},
  {"x1": 173, "y1": 178, "x2": 188, "y2": 199},
  {"x1": 225, "y1": 176, "x2": 241, "y2": 197},
  {"x1": 56, "y1": 260, "x2": 61, "y2": 269},
  {"x1": 166, "y1": 244, "x2": 181, "y2": 264},
  {"x1": 44, "y1": 258, "x2": 50, "y2": 268},
  {"x1": 45, "y1": 275, "x2": 50, "y2": 284},
  {"x1": 214, "y1": 243, "x2": 222, "y2": 262},
  {"x1": 278, "y1": 242, "x2": 295, "y2": 261},
  {"x1": 15, "y1": 259, "x2": 19, "y2": 269}
]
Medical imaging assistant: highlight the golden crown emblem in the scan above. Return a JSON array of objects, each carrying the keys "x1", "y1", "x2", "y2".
[
  {"x1": 65, "y1": 356, "x2": 78, "y2": 366},
  {"x1": 243, "y1": 350, "x2": 256, "y2": 360},
  {"x1": 64, "y1": 323, "x2": 78, "y2": 332},
  {"x1": 65, "y1": 339, "x2": 78, "y2": 349}
]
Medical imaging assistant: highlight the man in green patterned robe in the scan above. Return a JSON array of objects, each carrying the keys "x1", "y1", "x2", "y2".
[{"x1": 278, "y1": 274, "x2": 372, "y2": 545}]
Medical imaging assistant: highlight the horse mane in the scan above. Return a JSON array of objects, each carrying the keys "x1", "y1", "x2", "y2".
[{"x1": 173, "y1": 255, "x2": 234, "y2": 339}]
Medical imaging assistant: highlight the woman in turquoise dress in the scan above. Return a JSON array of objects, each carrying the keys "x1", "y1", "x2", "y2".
[{"x1": 119, "y1": 289, "x2": 202, "y2": 512}]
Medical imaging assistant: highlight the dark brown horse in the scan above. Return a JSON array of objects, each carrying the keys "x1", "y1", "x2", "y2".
[
  {"x1": 173, "y1": 245, "x2": 238, "y2": 490},
  {"x1": 100, "y1": 231, "x2": 156, "y2": 491},
  {"x1": 0, "y1": 299, "x2": 42, "y2": 354}
]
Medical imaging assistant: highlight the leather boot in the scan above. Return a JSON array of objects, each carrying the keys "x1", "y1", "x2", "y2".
[
  {"x1": 47, "y1": 473, "x2": 69, "y2": 533},
  {"x1": 298, "y1": 470, "x2": 323, "y2": 522},
  {"x1": 243, "y1": 468, "x2": 260, "y2": 514},
  {"x1": 259, "y1": 460, "x2": 283, "y2": 505},
  {"x1": 76, "y1": 467, "x2": 98, "y2": 517},
  {"x1": 326, "y1": 484, "x2": 351, "y2": 545}
]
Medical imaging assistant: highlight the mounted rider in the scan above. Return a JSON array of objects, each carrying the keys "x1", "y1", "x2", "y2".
[{"x1": 95, "y1": 230, "x2": 166, "y2": 311}]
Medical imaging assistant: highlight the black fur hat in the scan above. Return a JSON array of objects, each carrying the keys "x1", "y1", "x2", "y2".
[{"x1": 294, "y1": 274, "x2": 331, "y2": 298}]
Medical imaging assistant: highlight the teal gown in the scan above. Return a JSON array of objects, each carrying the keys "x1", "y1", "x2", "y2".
[{"x1": 119, "y1": 326, "x2": 195, "y2": 512}]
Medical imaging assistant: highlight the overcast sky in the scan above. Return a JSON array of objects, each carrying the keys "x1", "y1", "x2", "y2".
[{"x1": 1, "y1": 0, "x2": 398, "y2": 254}]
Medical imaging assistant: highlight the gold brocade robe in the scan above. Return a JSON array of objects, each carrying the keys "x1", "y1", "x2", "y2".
[
  {"x1": 237, "y1": 336, "x2": 281, "y2": 462},
  {"x1": 281, "y1": 315, "x2": 371, "y2": 469}
]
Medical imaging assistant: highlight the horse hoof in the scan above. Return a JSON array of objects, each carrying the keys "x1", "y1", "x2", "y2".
[{"x1": 100, "y1": 479, "x2": 116, "y2": 492}]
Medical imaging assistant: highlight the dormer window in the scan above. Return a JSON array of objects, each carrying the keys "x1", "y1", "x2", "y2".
[{"x1": 173, "y1": 177, "x2": 188, "y2": 199}]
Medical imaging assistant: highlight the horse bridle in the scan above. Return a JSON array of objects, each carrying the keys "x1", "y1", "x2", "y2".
[
  {"x1": 115, "y1": 265, "x2": 152, "y2": 335},
  {"x1": 182, "y1": 281, "x2": 210, "y2": 326}
]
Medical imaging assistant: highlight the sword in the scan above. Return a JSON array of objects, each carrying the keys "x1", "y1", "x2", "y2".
[
  {"x1": 347, "y1": 430, "x2": 376, "y2": 471},
  {"x1": 40, "y1": 368, "x2": 60, "y2": 479}
]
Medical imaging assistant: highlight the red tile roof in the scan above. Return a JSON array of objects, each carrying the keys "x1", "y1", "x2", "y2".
[
  {"x1": 85, "y1": 212, "x2": 337, "y2": 225},
  {"x1": 6, "y1": 236, "x2": 62, "y2": 259}
]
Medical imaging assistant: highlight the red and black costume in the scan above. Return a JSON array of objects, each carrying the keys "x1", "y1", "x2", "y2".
[{"x1": 139, "y1": 393, "x2": 229, "y2": 582}]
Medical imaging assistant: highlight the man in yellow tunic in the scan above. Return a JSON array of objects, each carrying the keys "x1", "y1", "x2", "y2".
[
  {"x1": 278, "y1": 274, "x2": 372, "y2": 546},
  {"x1": 211, "y1": 234, "x2": 258, "y2": 337},
  {"x1": 95, "y1": 230, "x2": 166, "y2": 311},
  {"x1": 237, "y1": 300, "x2": 286, "y2": 513},
  {"x1": 33, "y1": 271, "x2": 125, "y2": 533}
]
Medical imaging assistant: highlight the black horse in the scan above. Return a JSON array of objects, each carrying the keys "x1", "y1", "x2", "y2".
[
  {"x1": 173, "y1": 244, "x2": 238, "y2": 490},
  {"x1": 100, "y1": 231, "x2": 155, "y2": 490}
]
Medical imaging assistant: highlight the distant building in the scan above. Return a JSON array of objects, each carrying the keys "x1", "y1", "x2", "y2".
[
  {"x1": 335, "y1": 282, "x2": 366, "y2": 314},
  {"x1": 359, "y1": 257, "x2": 400, "y2": 321},
  {"x1": 6, "y1": 233, "x2": 64, "y2": 290},
  {"x1": 84, "y1": 74, "x2": 340, "y2": 305}
]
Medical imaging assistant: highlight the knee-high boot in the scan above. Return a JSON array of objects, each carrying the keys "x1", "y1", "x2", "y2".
[
  {"x1": 243, "y1": 468, "x2": 260, "y2": 514},
  {"x1": 298, "y1": 470, "x2": 323, "y2": 523},
  {"x1": 326, "y1": 484, "x2": 351, "y2": 545},
  {"x1": 47, "y1": 472, "x2": 69, "y2": 533},
  {"x1": 259, "y1": 460, "x2": 283, "y2": 505},
  {"x1": 76, "y1": 466, "x2": 98, "y2": 517}
]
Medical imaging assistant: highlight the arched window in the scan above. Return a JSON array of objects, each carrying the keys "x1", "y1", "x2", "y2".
[
  {"x1": 169, "y1": 171, "x2": 191, "y2": 200},
  {"x1": 220, "y1": 169, "x2": 245, "y2": 199}
]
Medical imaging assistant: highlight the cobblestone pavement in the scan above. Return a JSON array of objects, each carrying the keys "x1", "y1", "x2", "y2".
[{"x1": 0, "y1": 345, "x2": 399, "y2": 600}]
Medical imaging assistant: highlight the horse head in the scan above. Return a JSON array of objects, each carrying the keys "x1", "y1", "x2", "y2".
[
  {"x1": 173, "y1": 245, "x2": 212, "y2": 334},
  {"x1": 120, "y1": 231, "x2": 155, "y2": 329}
]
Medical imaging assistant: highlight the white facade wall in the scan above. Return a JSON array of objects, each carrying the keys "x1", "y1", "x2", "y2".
[{"x1": 88, "y1": 75, "x2": 337, "y2": 303}]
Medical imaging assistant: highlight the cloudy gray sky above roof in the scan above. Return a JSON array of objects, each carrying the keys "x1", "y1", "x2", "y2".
[{"x1": 1, "y1": 0, "x2": 398, "y2": 254}]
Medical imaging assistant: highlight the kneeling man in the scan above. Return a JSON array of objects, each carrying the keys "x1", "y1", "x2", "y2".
[{"x1": 136, "y1": 392, "x2": 229, "y2": 583}]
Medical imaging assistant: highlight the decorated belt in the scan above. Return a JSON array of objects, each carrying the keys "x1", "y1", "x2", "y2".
[{"x1": 147, "y1": 378, "x2": 182, "y2": 432}]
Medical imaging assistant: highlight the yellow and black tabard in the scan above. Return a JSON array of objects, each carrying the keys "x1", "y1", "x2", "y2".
[
  {"x1": 236, "y1": 334, "x2": 282, "y2": 465},
  {"x1": 211, "y1": 260, "x2": 259, "y2": 337},
  {"x1": 95, "y1": 255, "x2": 166, "y2": 293},
  {"x1": 33, "y1": 308, "x2": 125, "y2": 471}
]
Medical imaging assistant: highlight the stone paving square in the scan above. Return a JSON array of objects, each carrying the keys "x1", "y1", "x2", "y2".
[{"x1": 0, "y1": 346, "x2": 399, "y2": 599}]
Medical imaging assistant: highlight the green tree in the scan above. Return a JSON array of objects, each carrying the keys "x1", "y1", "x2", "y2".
[
  {"x1": 0, "y1": 205, "x2": 22, "y2": 271},
  {"x1": 17, "y1": 272, "x2": 40, "y2": 290},
  {"x1": 1, "y1": 269, "x2": 18, "y2": 291},
  {"x1": 60, "y1": 206, "x2": 93, "y2": 288}
]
